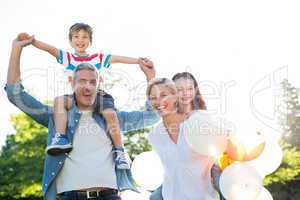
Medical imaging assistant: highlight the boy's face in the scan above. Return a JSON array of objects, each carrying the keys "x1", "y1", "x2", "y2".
[{"x1": 70, "y1": 29, "x2": 91, "y2": 54}]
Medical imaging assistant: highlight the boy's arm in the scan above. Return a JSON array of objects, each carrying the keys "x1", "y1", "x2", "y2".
[
  {"x1": 32, "y1": 39, "x2": 60, "y2": 60},
  {"x1": 109, "y1": 55, "x2": 139, "y2": 65}
]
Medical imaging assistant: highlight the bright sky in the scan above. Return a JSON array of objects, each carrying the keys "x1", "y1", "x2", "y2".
[{"x1": 1, "y1": 0, "x2": 300, "y2": 148}]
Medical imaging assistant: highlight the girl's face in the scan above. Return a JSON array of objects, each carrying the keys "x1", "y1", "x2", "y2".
[
  {"x1": 174, "y1": 78, "x2": 196, "y2": 106},
  {"x1": 148, "y1": 84, "x2": 178, "y2": 116},
  {"x1": 70, "y1": 29, "x2": 91, "y2": 54}
]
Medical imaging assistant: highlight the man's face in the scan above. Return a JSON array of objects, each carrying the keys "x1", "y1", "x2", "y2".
[{"x1": 72, "y1": 69, "x2": 98, "y2": 110}]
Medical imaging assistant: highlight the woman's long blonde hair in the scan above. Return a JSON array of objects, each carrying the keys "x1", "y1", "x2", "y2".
[{"x1": 146, "y1": 78, "x2": 178, "y2": 100}]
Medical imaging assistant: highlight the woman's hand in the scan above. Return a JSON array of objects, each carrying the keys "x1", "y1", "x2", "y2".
[{"x1": 138, "y1": 57, "x2": 156, "y2": 82}]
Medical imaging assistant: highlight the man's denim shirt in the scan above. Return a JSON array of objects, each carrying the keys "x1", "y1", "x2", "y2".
[{"x1": 5, "y1": 82, "x2": 160, "y2": 200}]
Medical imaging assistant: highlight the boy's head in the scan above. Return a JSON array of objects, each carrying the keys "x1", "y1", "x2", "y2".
[{"x1": 69, "y1": 23, "x2": 93, "y2": 54}]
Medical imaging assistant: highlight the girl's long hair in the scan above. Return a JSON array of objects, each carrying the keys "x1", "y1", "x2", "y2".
[{"x1": 172, "y1": 72, "x2": 207, "y2": 110}]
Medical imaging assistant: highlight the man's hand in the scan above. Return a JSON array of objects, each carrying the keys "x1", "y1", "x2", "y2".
[
  {"x1": 7, "y1": 33, "x2": 34, "y2": 85},
  {"x1": 138, "y1": 57, "x2": 156, "y2": 82},
  {"x1": 13, "y1": 33, "x2": 35, "y2": 48}
]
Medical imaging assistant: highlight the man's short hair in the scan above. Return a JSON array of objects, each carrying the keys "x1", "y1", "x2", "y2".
[{"x1": 73, "y1": 63, "x2": 98, "y2": 81}]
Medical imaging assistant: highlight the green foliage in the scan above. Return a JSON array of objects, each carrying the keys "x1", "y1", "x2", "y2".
[
  {"x1": 264, "y1": 141, "x2": 300, "y2": 185},
  {"x1": 264, "y1": 142, "x2": 300, "y2": 200},
  {"x1": 265, "y1": 181, "x2": 300, "y2": 200},
  {"x1": 124, "y1": 128, "x2": 152, "y2": 160},
  {"x1": 264, "y1": 80, "x2": 300, "y2": 200},
  {"x1": 0, "y1": 113, "x2": 46, "y2": 199}
]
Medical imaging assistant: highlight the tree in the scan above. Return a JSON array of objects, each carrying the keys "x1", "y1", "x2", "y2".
[
  {"x1": 279, "y1": 79, "x2": 300, "y2": 149},
  {"x1": 0, "y1": 113, "x2": 46, "y2": 199},
  {"x1": 264, "y1": 141, "x2": 300, "y2": 199},
  {"x1": 124, "y1": 128, "x2": 152, "y2": 160},
  {"x1": 264, "y1": 79, "x2": 300, "y2": 200}
]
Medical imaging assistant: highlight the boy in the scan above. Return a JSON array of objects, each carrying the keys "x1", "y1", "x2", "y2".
[{"x1": 21, "y1": 23, "x2": 152, "y2": 170}]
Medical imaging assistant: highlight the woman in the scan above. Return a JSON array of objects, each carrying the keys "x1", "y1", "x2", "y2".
[
  {"x1": 142, "y1": 67, "x2": 262, "y2": 199},
  {"x1": 146, "y1": 77, "x2": 219, "y2": 200}
]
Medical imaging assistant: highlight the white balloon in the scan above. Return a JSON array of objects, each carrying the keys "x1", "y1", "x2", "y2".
[
  {"x1": 131, "y1": 151, "x2": 164, "y2": 191},
  {"x1": 246, "y1": 140, "x2": 283, "y2": 177},
  {"x1": 121, "y1": 189, "x2": 151, "y2": 200},
  {"x1": 256, "y1": 187, "x2": 273, "y2": 200},
  {"x1": 183, "y1": 111, "x2": 228, "y2": 157},
  {"x1": 220, "y1": 163, "x2": 263, "y2": 200}
]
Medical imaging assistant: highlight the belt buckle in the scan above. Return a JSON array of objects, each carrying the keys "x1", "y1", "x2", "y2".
[{"x1": 86, "y1": 190, "x2": 99, "y2": 199}]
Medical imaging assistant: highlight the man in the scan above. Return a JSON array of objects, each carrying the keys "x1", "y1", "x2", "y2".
[{"x1": 5, "y1": 35, "x2": 159, "y2": 200}]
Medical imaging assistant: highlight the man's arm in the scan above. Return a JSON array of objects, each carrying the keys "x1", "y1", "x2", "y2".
[{"x1": 5, "y1": 35, "x2": 52, "y2": 127}]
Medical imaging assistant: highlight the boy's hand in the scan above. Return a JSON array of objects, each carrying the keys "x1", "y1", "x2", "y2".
[
  {"x1": 138, "y1": 58, "x2": 156, "y2": 81},
  {"x1": 139, "y1": 57, "x2": 154, "y2": 68},
  {"x1": 13, "y1": 33, "x2": 35, "y2": 48}
]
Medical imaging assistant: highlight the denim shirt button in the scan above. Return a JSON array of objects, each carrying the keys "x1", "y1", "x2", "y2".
[
  {"x1": 75, "y1": 119, "x2": 78, "y2": 122},
  {"x1": 59, "y1": 162, "x2": 63, "y2": 165},
  {"x1": 45, "y1": 184, "x2": 48, "y2": 186},
  {"x1": 51, "y1": 172, "x2": 55, "y2": 176}
]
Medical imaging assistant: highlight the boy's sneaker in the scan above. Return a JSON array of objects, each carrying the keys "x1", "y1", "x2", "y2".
[
  {"x1": 113, "y1": 147, "x2": 131, "y2": 170},
  {"x1": 46, "y1": 133, "x2": 73, "y2": 156}
]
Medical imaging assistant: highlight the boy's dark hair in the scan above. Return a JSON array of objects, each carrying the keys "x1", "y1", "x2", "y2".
[{"x1": 69, "y1": 23, "x2": 93, "y2": 43}]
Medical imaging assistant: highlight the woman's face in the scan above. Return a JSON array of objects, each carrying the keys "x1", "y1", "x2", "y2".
[
  {"x1": 174, "y1": 78, "x2": 196, "y2": 106},
  {"x1": 148, "y1": 84, "x2": 178, "y2": 116}
]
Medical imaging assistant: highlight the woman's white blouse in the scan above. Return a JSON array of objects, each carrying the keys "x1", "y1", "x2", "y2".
[{"x1": 148, "y1": 121, "x2": 219, "y2": 200}]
